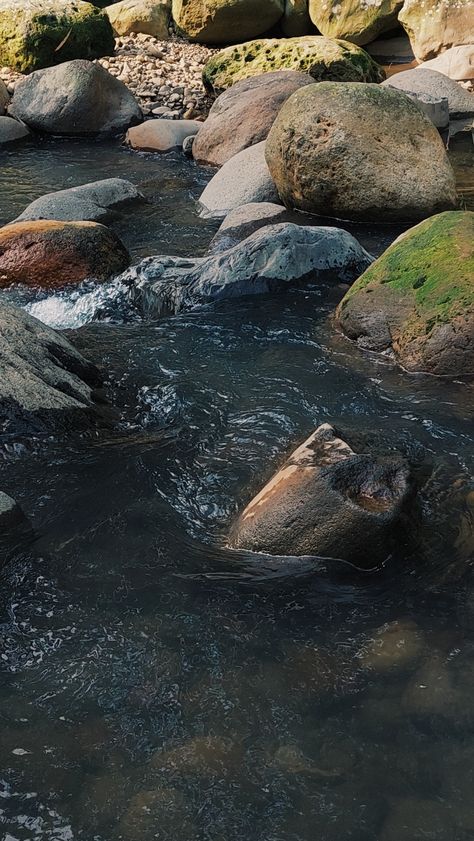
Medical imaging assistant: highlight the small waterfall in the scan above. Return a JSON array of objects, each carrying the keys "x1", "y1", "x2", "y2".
[{"x1": 24, "y1": 278, "x2": 139, "y2": 330}]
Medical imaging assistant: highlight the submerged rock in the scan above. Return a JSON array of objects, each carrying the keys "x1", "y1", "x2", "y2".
[
  {"x1": 0, "y1": 220, "x2": 130, "y2": 289},
  {"x1": 106, "y1": 0, "x2": 171, "y2": 38},
  {"x1": 202, "y1": 36, "x2": 385, "y2": 95},
  {"x1": 150, "y1": 735, "x2": 242, "y2": 776},
  {"x1": 357, "y1": 620, "x2": 426, "y2": 672},
  {"x1": 336, "y1": 211, "x2": 474, "y2": 376},
  {"x1": 192, "y1": 71, "x2": 314, "y2": 167},
  {"x1": 382, "y1": 67, "x2": 474, "y2": 118},
  {"x1": 118, "y1": 788, "x2": 194, "y2": 841},
  {"x1": 8, "y1": 60, "x2": 143, "y2": 136},
  {"x1": 398, "y1": 0, "x2": 474, "y2": 61},
  {"x1": 0, "y1": 0, "x2": 115, "y2": 73},
  {"x1": 265, "y1": 82, "x2": 458, "y2": 223},
  {"x1": 15, "y1": 178, "x2": 144, "y2": 224},
  {"x1": 199, "y1": 141, "x2": 278, "y2": 217},
  {"x1": 172, "y1": 0, "x2": 284, "y2": 44},
  {"x1": 125, "y1": 118, "x2": 201, "y2": 151},
  {"x1": 124, "y1": 222, "x2": 372, "y2": 315},
  {"x1": 229, "y1": 423, "x2": 412, "y2": 566},
  {"x1": 0, "y1": 115, "x2": 31, "y2": 146},
  {"x1": 0, "y1": 301, "x2": 103, "y2": 436},
  {"x1": 380, "y1": 797, "x2": 455, "y2": 841},
  {"x1": 308, "y1": 0, "x2": 403, "y2": 47}
]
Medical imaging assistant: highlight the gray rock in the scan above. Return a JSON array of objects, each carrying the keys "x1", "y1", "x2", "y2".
[
  {"x1": 208, "y1": 201, "x2": 287, "y2": 252},
  {"x1": 395, "y1": 90, "x2": 449, "y2": 128},
  {"x1": 122, "y1": 222, "x2": 373, "y2": 316},
  {"x1": 198, "y1": 141, "x2": 279, "y2": 218},
  {"x1": 0, "y1": 492, "x2": 24, "y2": 529},
  {"x1": 382, "y1": 67, "x2": 474, "y2": 118},
  {"x1": 0, "y1": 79, "x2": 10, "y2": 113},
  {"x1": 182, "y1": 134, "x2": 195, "y2": 156},
  {"x1": 8, "y1": 59, "x2": 143, "y2": 136},
  {"x1": 0, "y1": 115, "x2": 31, "y2": 146},
  {"x1": 0, "y1": 300, "x2": 103, "y2": 436},
  {"x1": 229, "y1": 423, "x2": 413, "y2": 567},
  {"x1": 15, "y1": 178, "x2": 144, "y2": 224}
]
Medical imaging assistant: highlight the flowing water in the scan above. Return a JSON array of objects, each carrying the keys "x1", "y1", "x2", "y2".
[{"x1": 0, "y1": 137, "x2": 473, "y2": 841}]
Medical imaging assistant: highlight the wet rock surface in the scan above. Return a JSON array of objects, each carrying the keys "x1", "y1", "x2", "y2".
[
  {"x1": 14, "y1": 178, "x2": 144, "y2": 224},
  {"x1": 229, "y1": 422, "x2": 413, "y2": 566},
  {"x1": 124, "y1": 222, "x2": 372, "y2": 315},
  {"x1": 0, "y1": 300, "x2": 103, "y2": 436}
]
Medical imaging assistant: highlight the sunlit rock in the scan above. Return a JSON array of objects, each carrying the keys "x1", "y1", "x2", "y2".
[{"x1": 229, "y1": 423, "x2": 412, "y2": 566}]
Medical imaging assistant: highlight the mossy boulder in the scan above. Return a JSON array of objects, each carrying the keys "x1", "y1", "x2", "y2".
[
  {"x1": 172, "y1": 0, "x2": 284, "y2": 45},
  {"x1": 336, "y1": 211, "x2": 474, "y2": 377},
  {"x1": 399, "y1": 0, "x2": 474, "y2": 61},
  {"x1": 308, "y1": 0, "x2": 403, "y2": 47},
  {"x1": 202, "y1": 35, "x2": 385, "y2": 93},
  {"x1": 265, "y1": 82, "x2": 457, "y2": 223},
  {"x1": 0, "y1": 0, "x2": 115, "y2": 74}
]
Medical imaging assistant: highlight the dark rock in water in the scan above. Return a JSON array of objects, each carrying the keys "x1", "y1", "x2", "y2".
[
  {"x1": 8, "y1": 59, "x2": 143, "y2": 136},
  {"x1": 0, "y1": 492, "x2": 32, "y2": 557},
  {"x1": 14, "y1": 178, "x2": 144, "y2": 225},
  {"x1": 228, "y1": 423, "x2": 413, "y2": 567},
  {"x1": 0, "y1": 116, "x2": 31, "y2": 147},
  {"x1": 123, "y1": 222, "x2": 373, "y2": 316},
  {"x1": 0, "y1": 300, "x2": 105, "y2": 437}
]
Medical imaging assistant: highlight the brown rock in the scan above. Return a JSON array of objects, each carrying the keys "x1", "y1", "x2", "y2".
[
  {"x1": 192, "y1": 70, "x2": 314, "y2": 167},
  {"x1": 0, "y1": 220, "x2": 130, "y2": 289},
  {"x1": 229, "y1": 423, "x2": 412, "y2": 566}
]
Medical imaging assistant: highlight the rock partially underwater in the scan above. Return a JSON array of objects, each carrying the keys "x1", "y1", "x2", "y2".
[
  {"x1": 122, "y1": 223, "x2": 373, "y2": 316},
  {"x1": 229, "y1": 423, "x2": 413, "y2": 567}
]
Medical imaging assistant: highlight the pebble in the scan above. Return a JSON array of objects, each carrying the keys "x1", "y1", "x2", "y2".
[{"x1": 0, "y1": 32, "x2": 217, "y2": 120}]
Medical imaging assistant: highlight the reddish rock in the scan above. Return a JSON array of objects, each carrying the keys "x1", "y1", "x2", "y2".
[
  {"x1": 192, "y1": 70, "x2": 314, "y2": 167},
  {"x1": 0, "y1": 220, "x2": 130, "y2": 289}
]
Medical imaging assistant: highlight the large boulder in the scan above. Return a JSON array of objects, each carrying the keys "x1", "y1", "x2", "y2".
[
  {"x1": 8, "y1": 60, "x2": 143, "y2": 136},
  {"x1": 382, "y1": 67, "x2": 474, "y2": 118},
  {"x1": 0, "y1": 0, "x2": 115, "y2": 74},
  {"x1": 265, "y1": 82, "x2": 458, "y2": 223},
  {"x1": 0, "y1": 220, "x2": 130, "y2": 289},
  {"x1": 417, "y1": 45, "x2": 474, "y2": 83},
  {"x1": 198, "y1": 141, "x2": 279, "y2": 217},
  {"x1": 106, "y1": 0, "x2": 171, "y2": 37},
  {"x1": 228, "y1": 423, "x2": 412, "y2": 566},
  {"x1": 15, "y1": 178, "x2": 144, "y2": 224},
  {"x1": 192, "y1": 71, "x2": 314, "y2": 166},
  {"x1": 125, "y1": 118, "x2": 201, "y2": 151},
  {"x1": 308, "y1": 0, "x2": 403, "y2": 47},
  {"x1": 123, "y1": 222, "x2": 372, "y2": 315},
  {"x1": 202, "y1": 36, "x2": 385, "y2": 94},
  {"x1": 335, "y1": 211, "x2": 474, "y2": 377},
  {"x1": 282, "y1": 0, "x2": 313, "y2": 37},
  {"x1": 398, "y1": 0, "x2": 474, "y2": 61},
  {"x1": 0, "y1": 115, "x2": 31, "y2": 146},
  {"x1": 0, "y1": 300, "x2": 102, "y2": 436},
  {"x1": 172, "y1": 0, "x2": 284, "y2": 44}
]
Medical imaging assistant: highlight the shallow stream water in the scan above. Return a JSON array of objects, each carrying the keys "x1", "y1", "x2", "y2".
[{"x1": 0, "y1": 137, "x2": 473, "y2": 841}]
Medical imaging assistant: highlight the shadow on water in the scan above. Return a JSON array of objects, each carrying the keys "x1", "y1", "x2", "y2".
[{"x1": 0, "y1": 138, "x2": 473, "y2": 840}]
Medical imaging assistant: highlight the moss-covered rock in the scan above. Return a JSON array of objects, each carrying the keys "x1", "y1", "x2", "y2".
[
  {"x1": 399, "y1": 0, "x2": 474, "y2": 61},
  {"x1": 202, "y1": 35, "x2": 385, "y2": 93},
  {"x1": 336, "y1": 211, "x2": 474, "y2": 377},
  {"x1": 172, "y1": 0, "x2": 284, "y2": 44},
  {"x1": 265, "y1": 82, "x2": 457, "y2": 223},
  {"x1": 309, "y1": 0, "x2": 403, "y2": 46},
  {"x1": 0, "y1": 0, "x2": 115, "y2": 73}
]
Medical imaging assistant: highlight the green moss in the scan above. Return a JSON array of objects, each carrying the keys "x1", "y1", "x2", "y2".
[
  {"x1": 0, "y1": 2, "x2": 115, "y2": 73},
  {"x1": 342, "y1": 211, "x2": 474, "y2": 334},
  {"x1": 202, "y1": 35, "x2": 385, "y2": 93}
]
